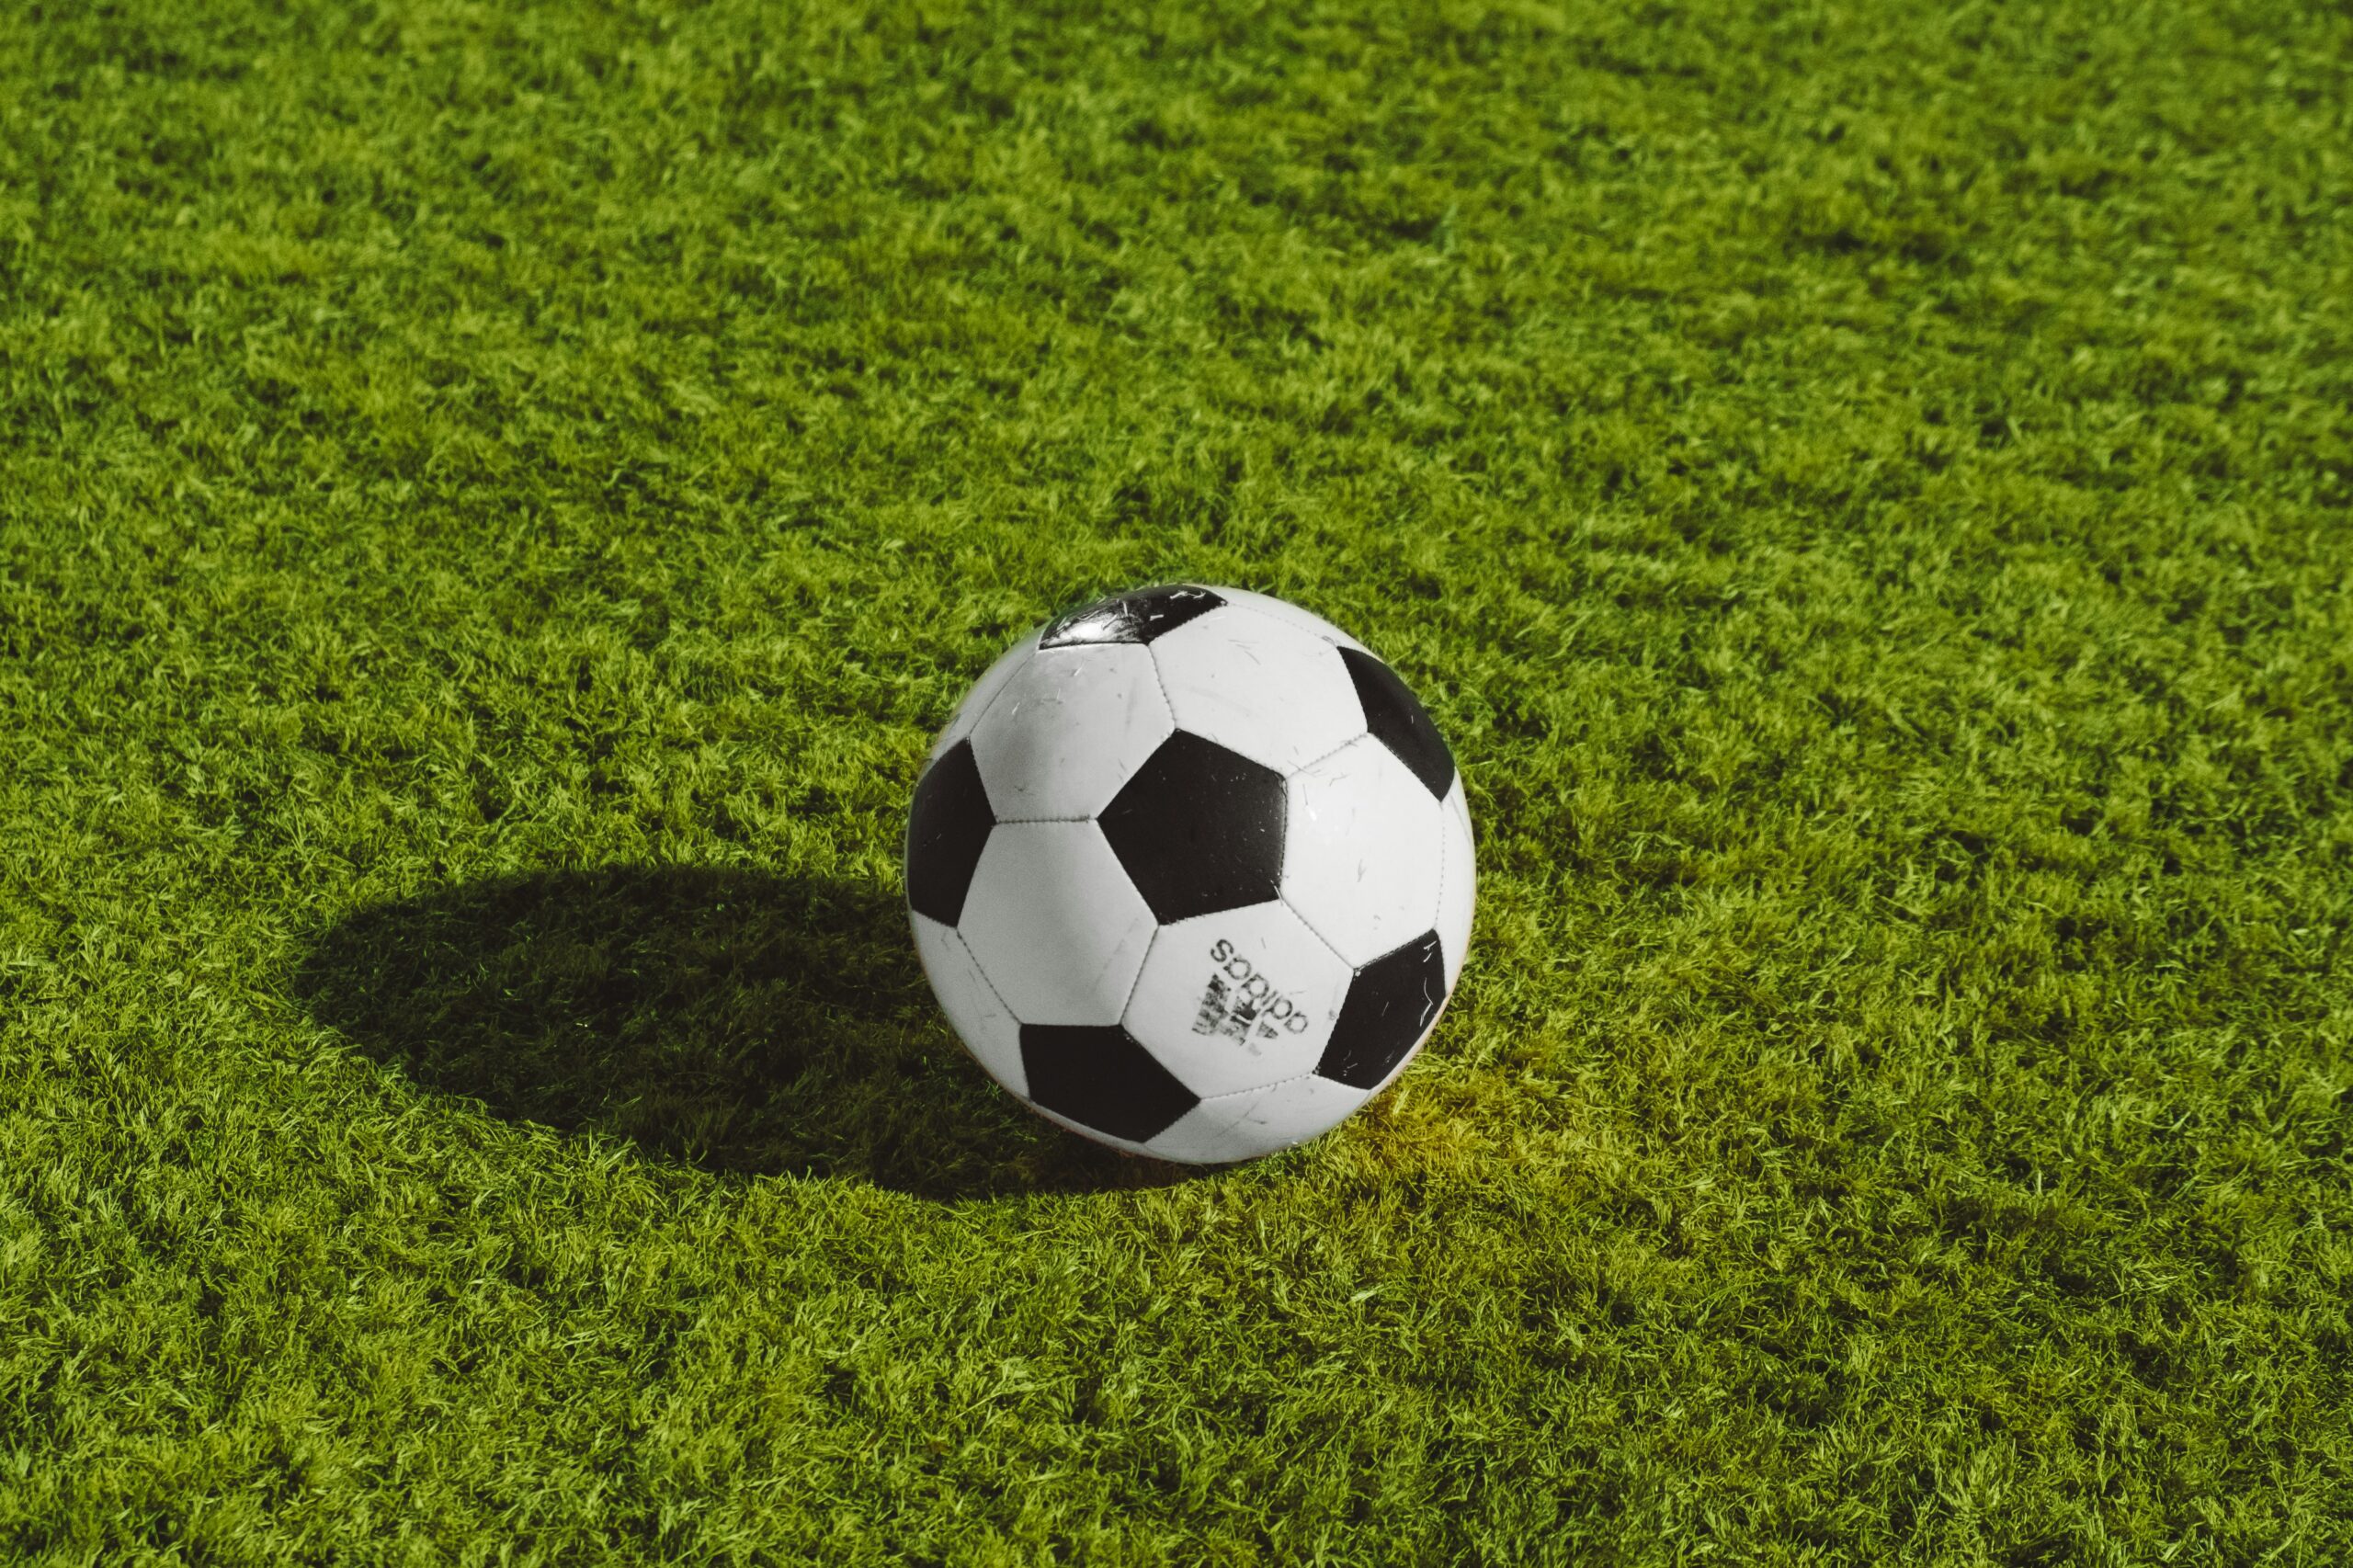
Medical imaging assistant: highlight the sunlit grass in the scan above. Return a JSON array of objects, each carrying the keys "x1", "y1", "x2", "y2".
[{"x1": 2, "y1": 0, "x2": 2347, "y2": 1561}]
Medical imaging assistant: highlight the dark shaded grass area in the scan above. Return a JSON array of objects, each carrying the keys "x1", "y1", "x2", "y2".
[
  {"x1": 1, "y1": 0, "x2": 2348, "y2": 1562},
  {"x1": 297, "y1": 868, "x2": 1183, "y2": 1198}
]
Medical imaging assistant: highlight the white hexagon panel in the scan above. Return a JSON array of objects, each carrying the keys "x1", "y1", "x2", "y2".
[
  {"x1": 1211, "y1": 1075, "x2": 1376, "y2": 1161},
  {"x1": 1209, "y1": 586, "x2": 1372, "y2": 653},
  {"x1": 971, "y1": 642, "x2": 1174, "y2": 822},
  {"x1": 927, "y1": 631, "x2": 1040, "y2": 765},
  {"x1": 1147, "y1": 608, "x2": 1368, "y2": 776},
  {"x1": 960, "y1": 822, "x2": 1155, "y2": 1026},
  {"x1": 1436, "y1": 778, "x2": 1475, "y2": 991},
  {"x1": 1121, "y1": 901, "x2": 1354, "y2": 1099},
  {"x1": 910, "y1": 913, "x2": 1026, "y2": 1096},
  {"x1": 1282, "y1": 733, "x2": 1443, "y2": 969}
]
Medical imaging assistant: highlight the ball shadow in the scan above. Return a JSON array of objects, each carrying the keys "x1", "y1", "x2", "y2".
[{"x1": 292, "y1": 866, "x2": 1206, "y2": 1200}]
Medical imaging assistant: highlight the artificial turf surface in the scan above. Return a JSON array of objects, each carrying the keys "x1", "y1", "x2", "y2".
[{"x1": 2, "y1": 0, "x2": 2349, "y2": 1561}]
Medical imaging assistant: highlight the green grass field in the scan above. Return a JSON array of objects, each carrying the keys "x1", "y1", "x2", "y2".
[{"x1": 4, "y1": 0, "x2": 2349, "y2": 1561}]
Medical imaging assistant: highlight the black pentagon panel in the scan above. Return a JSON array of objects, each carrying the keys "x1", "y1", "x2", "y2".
[
  {"x1": 1040, "y1": 585, "x2": 1226, "y2": 649},
  {"x1": 1098, "y1": 731, "x2": 1286, "y2": 923},
  {"x1": 1316, "y1": 931, "x2": 1447, "y2": 1090},
  {"x1": 1338, "y1": 647, "x2": 1455, "y2": 799},
  {"x1": 904, "y1": 740, "x2": 996, "y2": 926},
  {"x1": 1021, "y1": 1024, "x2": 1200, "y2": 1142}
]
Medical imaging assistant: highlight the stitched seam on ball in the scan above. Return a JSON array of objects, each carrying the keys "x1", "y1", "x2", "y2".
[
  {"x1": 1138, "y1": 631, "x2": 1180, "y2": 736},
  {"x1": 1114, "y1": 922, "x2": 1160, "y2": 1028},
  {"x1": 1219, "y1": 594, "x2": 1359, "y2": 651},
  {"x1": 1217, "y1": 597, "x2": 1313, "y2": 645},
  {"x1": 1291, "y1": 728, "x2": 1370, "y2": 780},
  {"x1": 991, "y1": 812, "x2": 1097, "y2": 825},
  {"x1": 956, "y1": 927, "x2": 1020, "y2": 1021},
  {"x1": 1143, "y1": 638, "x2": 1182, "y2": 732},
  {"x1": 956, "y1": 634, "x2": 1037, "y2": 744},
  {"x1": 1280, "y1": 892, "x2": 1357, "y2": 971},
  {"x1": 942, "y1": 927, "x2": 1033, "y2": 1096},
  {"x1": 1197, "y1": 1068, "x2": 1336, "y2": 1103}
]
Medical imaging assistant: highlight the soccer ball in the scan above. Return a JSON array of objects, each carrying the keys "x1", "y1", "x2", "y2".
[{"x1": 905, "y1": 585, "x2": 1474, "y2": 1164}]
